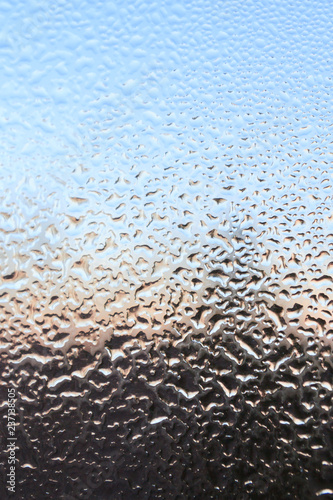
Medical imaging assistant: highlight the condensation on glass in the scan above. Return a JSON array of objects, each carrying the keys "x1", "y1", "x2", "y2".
[{"x1": 0, "y1": 0, "x2": 332, "y2": 498}]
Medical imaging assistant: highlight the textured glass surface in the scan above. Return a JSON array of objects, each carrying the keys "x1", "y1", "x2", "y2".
[{"x1": 0, "y1": 1, "x2": 333, "y2": 499}]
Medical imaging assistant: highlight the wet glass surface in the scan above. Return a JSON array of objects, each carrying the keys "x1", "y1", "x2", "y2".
[{"x1": 0, "y1": 0, "x2": 332, "y2": 498}]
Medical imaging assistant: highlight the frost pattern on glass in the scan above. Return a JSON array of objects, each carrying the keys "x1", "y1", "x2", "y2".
[{"x1": 0, "y1": 0, "x2": 332, "y2": 499}]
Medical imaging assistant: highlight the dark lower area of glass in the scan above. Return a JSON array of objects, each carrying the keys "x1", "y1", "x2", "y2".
[{"x1": 1, "y1": 329, "x2": 332, "y2": 500}]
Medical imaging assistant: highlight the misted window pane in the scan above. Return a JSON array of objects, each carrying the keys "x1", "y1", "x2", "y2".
[{"x1": 0, "y1": 1, "x2": 332, "y2": 499}]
